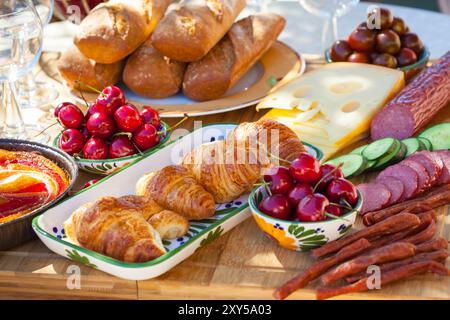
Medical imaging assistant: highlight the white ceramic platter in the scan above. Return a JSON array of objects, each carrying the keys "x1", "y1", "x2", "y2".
[{"x1": 33, "y1": 123, "x2": 322, "y2": 280}]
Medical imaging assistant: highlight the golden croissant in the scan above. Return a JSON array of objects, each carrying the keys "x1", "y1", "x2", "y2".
[
  {"x1": 137, "y1": 165, "x2": 216, "y2": 220},
  {"x1": 226, "y1": 119, "x2": 305, "y2": 166},
  {"x1": 64, "y1": 197, "x2": 166, "y2": 263},
  {"x1": 180, "y1": 140, "x2": 270, "y2": 203}
]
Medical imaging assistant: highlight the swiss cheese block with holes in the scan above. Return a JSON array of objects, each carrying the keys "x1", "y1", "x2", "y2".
[{"x1": 258, "y1": 63, "x2": 405, "y2": 160}]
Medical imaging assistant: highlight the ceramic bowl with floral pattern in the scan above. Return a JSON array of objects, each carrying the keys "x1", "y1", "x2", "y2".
[
  {"x1": 53, "y1": 122, "x2": 170, "y2": 176},
  {"x1": 249, "y1": 186, "x2": 362, "y2": 251}
]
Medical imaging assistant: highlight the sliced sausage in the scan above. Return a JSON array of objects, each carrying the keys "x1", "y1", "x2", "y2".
[
  {"x1": 435, "y1": 150, "x2": 450, "y2": 185},
  {"x1": 407, "y1": 152, "x2": 443, "y2": 187},
  {"x1": 377, "y1": 176, "x2": 405, "y2": 204},
  {"x1": 370, "y1": 51, "x2": 450, "y2": 140},
  {"x1": 377, "y1": 164, "x2": 419, "y2": 199},
  {"x1": 401, "y1": 159, "x2": 430, "y2": 194},
  {"x1": 358, "y1": 182, "x2": 392, "y2": 214}
]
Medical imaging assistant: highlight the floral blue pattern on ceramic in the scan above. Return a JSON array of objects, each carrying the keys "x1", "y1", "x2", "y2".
[{"x1": 249, "y1": 186, "x2": 361, "y2": 252}]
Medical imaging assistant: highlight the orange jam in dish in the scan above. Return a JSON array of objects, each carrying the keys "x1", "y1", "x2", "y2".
[{"x1": 0, "y1": 149, "x2": 70, "y2": 224}]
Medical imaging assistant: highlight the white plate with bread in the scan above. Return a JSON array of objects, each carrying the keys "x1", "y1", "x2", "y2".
[
  {"x1": 56, "y1": 0, "x2": 305, "y2": 117},
  {"x1": 33, "y1": 121, "x2": 322, "y2": 280}
]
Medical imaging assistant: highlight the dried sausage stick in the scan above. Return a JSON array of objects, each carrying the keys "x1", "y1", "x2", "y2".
[
  {"x1": 369, "y1": 212, "x2": 434, "y2": 248},
  {"x1": 346, "y1": 250, "x2": 449, "y2": 283},
  {"x1": 273, "y1": 238, "x2": 371, "y2": 300},
  {"x1": 416, "y1": 237, "x2": 448, "y2": 253},
  {"x1": 311, "y1": 213, "x2": 420, "y2": 260},
  {"x1": 363, "y1": 185, "x2": 450, "y2": 226},
  {"x1": 316, "y1": 261, "x2": 450, "y2": 300},
  {"x1": 320, "y1": 242, "x2": 416, "y2": 286},
  {"x1": 401, "y1": 218, "x2": 436, "y2": 245}
]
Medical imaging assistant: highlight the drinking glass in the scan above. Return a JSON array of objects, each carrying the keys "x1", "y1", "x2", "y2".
[
  {"x1": 0, "y1": 0, "x2": 45, "y2": 140},
  {"x1": 300, "y1": 0, "x2": 360, "y2": 52},
  {"x1": 17, "y1": 0, "x2": 58, "y2": 110}
]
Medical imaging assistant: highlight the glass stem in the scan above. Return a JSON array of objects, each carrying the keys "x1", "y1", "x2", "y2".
[
  {"x1": 332, "y1": 14, "x2": 339, "y2": 42},
  {"x1": 1, "y1": 81, "x2": 26, "y2": 137}
]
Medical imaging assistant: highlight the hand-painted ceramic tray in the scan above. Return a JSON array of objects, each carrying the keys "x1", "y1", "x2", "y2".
[
  {"x1": 33, "y1": 123, "x2": 322, "y2": 280},
  {"x1": 64, "y1": 41, "x2": 305, "y2": 118}
]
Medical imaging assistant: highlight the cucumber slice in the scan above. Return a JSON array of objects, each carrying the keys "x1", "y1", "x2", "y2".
[
  {"x1": 418, "y1": 137, "x2": 433, "y2": 151},
  {"x1": 419, "y1": 123, "x2": 450, "y2": 150},
  {"x1": 325, "y1": 154, "x2": 368, "y2": 178},
  {"x1": 350, "y1": 145, "x2": 368, "y2": 155},
  {"x1": 402, "y1": 138, "x2": 426, "y2": 157},
  {"x1": 372, "y1": 140, "x2": 407, "y2": 170},
  {"x1": 362, "y1": 138, "x2": 398, "y2": 161},
  {"x1": 365, "y1": 159, "x2": 378, "y2": 171}
]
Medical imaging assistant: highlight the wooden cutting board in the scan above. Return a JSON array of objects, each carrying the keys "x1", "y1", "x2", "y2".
[{"x1": 0, "y1": 55, "x2": 448, "y2": 300}]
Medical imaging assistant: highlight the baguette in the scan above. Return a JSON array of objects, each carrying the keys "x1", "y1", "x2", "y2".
[
  {"x1": 183, "y1": 13, "x2": 286, "y2": 101},
  {"x1": 57, "y1": 46, "x2": 124, "y2": 93},
  {"x1": 74, "y1": 0, "x2": 171, "y2": 63},
  {"x1": 123, "y1": 39, "x2": 186, "y2": 99},
  {"x1": 151, "y1": 0, "x2": 246, "y2": 62}
]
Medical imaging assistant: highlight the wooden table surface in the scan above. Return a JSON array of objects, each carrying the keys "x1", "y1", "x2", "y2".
[{"x1": 0, "y1": 54, "x2": 449, "y2": 300}]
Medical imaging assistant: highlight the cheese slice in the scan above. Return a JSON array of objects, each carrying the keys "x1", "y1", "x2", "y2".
[{"x1": 259, "y1": 63, "x2": 405, "y2": 159}]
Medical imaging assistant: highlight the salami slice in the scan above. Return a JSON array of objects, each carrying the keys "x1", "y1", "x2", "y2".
[
  {"x1": 377, "y1": 164, "x2": 419, "y2": 199},
  {"x1": 358, "y1": 183, "x2": 392, "y2": 214},
  {"x1": 407, "y1": 152, "x2": 443, "y2": 187},
  {"x1": 371, "y1": 51, "x2": 450, "y2": 140},
  {"x1": 377, "y1": 176, "x2": 405, "y2": 205},
  {"x1": 435, "y1": 150, "x2": 450, "y2": 185},
  {"x1": 401, "y1": 159, "x2": 430, "y2": 194}
]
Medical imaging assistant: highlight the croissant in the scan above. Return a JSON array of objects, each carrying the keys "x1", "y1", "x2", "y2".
[
  {"x1": 139, "y1": 165, "x2": 216, "y2": 220},
  {"x1": 226, "y1": 119, "x2": 305, "y2": 166},
  {"x1": 148, "y1": 210, "x2": 190, "y2": 240},
  {"x1": 119, "y1": 195, "x2": 163, "y2": 220},
  {"x1": 180, "y1": 140, "x2": 270, "y2": 203},
  {"x1": 64, "y1": 197, "x2": 166, "y2": 263}
]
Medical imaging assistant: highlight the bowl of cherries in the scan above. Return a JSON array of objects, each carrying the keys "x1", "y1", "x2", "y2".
[
  {"x1": 326, "y1": 7, "x2": 429, "y2": 80},
  {"x1": 249, "y1": 153, "x2": 362, "y2": 252},
  {"x1": 54, "y1": 85, "x2": 170, "y2": 175}
]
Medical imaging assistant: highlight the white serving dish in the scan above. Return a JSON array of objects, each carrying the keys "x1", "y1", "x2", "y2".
[{"x1": 33, "y1": 123, "x2": 322, "y2": 280}]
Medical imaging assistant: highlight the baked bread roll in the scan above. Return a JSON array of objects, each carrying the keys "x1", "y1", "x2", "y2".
[
  {"x1": 64, "y1": 197, "x2": 166, "y2": 263},
  {"x1": 183, "y1": 13, "x2": 286, "y2": 101},
  {"x1": 181, "y1": 140, "x2": 270, "y2": 203},
  {"x1": 74, "y1": 0, "x2": 171, "y2": 63},
  {"x1": 151, "y1": 0, "x2": 246, "y2": 62},
  {"x1": 123, "y1": 39, "x2": 186, "y2": 98},
  {"x1": 226, "y1": 119, "x2": 306, "y2": 167},
  {"x1": 57, "y1": 46, "x2": 124, "y2": 93},
  {"x1": 139, "y1": 165, "x2": 216, "y2": 220},
  {"x1": 148, "y1": 210, "x2": 190, "y2": 239}
]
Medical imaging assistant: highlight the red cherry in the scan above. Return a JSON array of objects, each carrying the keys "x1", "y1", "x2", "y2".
[
  {"x1": 326, "y1": 178, "x2": 358, "y2": 207},
  {"x1": 289, "y1": 153, "x2": 320, "y2": 183},
  {"x1": 86, "y1": 112, "x2": 116, "y2": 138},
  {"x1": 96, "y1": 85, "x2": 126, "y2": 116},
  {"x1": 287, "y1": 183, "x2": 313, "y2": 207},
  {"x1": 133, "y1": 124, "x2": 160, "y2": 151},
  {"x1": 141, "y1": 106, "x2": 161, "y2": 128},
  {"x1": 258, "y1": 194, "x2": 291, "y2": 220},
  {"x1": 80, "y1": 126, "x2": 91, "y2": 140},
  {"x1": 315, "y1": 164, "x2": 344, "y2": 191},
  {"x1": 109, "y1": 136, "x2": 138, "y2": 159},
  {"x1": 54, "y1": 102, "x2": 74, "y2": 117},
  {"x1": 59, "y1": 128, "x2": 85, "y2": 156},
  {"x1": 83, "y1": 137, "x2": 109, "y2": 160},
  {"x1": 83, "y1": 179, "x2": 99, "y2": 189},
  {"x1": 58, "y1": 104, "x2": 84, "y2": 129},
  {"x1": 325, "y1": 204, "x2": 344, "y2": 218},
  {"x1": 263, "y1": 166, "x2": 293, "y2": 194},
  {"x1": 86, "y1": 102, "x2": 106, "y2": 119},
  {"x1": 296, "y1": 194, "x2": 329, "y2": 222},
  {"x1": 114, "y1": 104, "x2": 143, "y2": 133}
]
